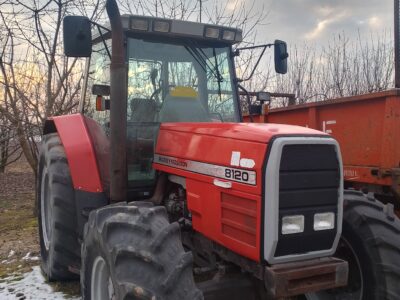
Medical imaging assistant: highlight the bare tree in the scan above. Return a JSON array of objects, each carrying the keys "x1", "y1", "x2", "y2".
[
  {"x1": 0, "y1": 112, "x2": 22, "y2": 173},
  {"x1": 0, "y1": 0, "x2": 103, "y2": 173},
  {"x1": 269, "y1": 30, "x2": 394, "y2": 107}
]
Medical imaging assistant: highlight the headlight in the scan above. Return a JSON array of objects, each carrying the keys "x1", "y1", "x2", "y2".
[
  {"x1": 314, "y1": 212, "x2": 335, "y2": 231},
  {"x1": 282, "y1": 215, "x2": 304, "y2": 235}
]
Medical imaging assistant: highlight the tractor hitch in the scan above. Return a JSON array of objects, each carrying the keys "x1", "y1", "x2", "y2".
[{"x1": 264, "y1": 257, "x2": 348, "y2": 298}]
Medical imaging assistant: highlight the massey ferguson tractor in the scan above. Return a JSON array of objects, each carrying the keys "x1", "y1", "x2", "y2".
[{"x1": 37, "y1": 0, "x2": 355, "y2": 299}]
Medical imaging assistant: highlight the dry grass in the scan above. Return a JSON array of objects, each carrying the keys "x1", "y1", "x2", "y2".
[{"x1": 0, "y1": 157, "x2": 38, "y2": 278}]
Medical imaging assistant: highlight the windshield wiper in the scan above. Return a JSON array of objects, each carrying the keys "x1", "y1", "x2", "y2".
[
  {"x1": 184, "y1": 42, "x2": 225, "y2": 102},
  {"x1": 212, "y1": 47, "x2": 223, "y2": 99},
  {"x1": 184, "y1": 42, "x2": 223, "y2": 84}
]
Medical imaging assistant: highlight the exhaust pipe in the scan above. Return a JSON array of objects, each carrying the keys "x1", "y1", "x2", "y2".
[{"x1": 106, "y1": 0, "x2": 127, "y2": 202}]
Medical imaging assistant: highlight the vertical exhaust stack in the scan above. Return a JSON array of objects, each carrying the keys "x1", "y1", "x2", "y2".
[
  {"x1": 106, "y1": 0, "x2": 127, "y2": 202},
  {"x1": 395, "y1": 0, "x2": 400, "y2": 88}
]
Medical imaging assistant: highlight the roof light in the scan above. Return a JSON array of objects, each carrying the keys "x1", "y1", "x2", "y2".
[
  {"x1": 235, "y1": 30, "x2": 243, "y2": 42},
  {"x1": 204, "y1": 27, "x2": 220, "y2": 39},
  {"x1": 222, "y1": 30, "x2": 236, "y2": 41},
  {"x1": 153, "y1": 20, "x2": 170, "y2": 33},
  {"x1": 130, "y1": 18, "x2": 149, "y2": 31}
]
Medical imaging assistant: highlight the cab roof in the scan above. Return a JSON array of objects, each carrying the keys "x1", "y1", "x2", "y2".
[{"x1": 94, "y1": 14, "x2": 242, "y2": 45}]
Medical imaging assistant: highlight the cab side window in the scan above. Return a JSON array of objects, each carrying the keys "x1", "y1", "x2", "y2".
[{"x1": 85, "y1": 41, "x2": 111, "y2": 130}]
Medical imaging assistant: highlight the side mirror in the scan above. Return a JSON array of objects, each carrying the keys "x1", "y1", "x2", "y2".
[
  {"x1": 63, "y1": 16, "x2": 92, "y2": 57},
  {"x1": 274, "y1": 40, "x2": 288, "y2": 74}
]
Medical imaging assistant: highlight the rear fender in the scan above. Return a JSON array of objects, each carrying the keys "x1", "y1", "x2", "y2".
[{"x1": 43, "y1": 114, "x2": 103, "y2": 193}]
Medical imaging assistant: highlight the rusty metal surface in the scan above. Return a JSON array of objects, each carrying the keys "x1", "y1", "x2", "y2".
[
  {"x1": 244, "y1": 89, "x2": 400, "y2": 197},
  {"x1": 268, "y1": 89, "x2": 400, "y2": 112},
  {"x1": 395, "y1": 0, "x2": 400, "y2": 88},
  {"x1": 264, "y1": 257, "x2": 348, "y2": 298}
]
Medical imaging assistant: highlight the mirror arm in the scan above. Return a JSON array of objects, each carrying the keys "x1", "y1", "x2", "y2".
[
  {"x1": 96, "y1": 24, "x2": 112, "y2": 59},
  {"x1": 90, "y1": 21, "x2": 111, "y2": 33},
  {"x1": 236, "y1": 43, "x2": 274, "y2": 51},
  {"x1": 236, "y1": 44, "x2": 272, "y2": 82},
  {"x1": 238, "y1": 84, "x2": 253, "y2": 123}
]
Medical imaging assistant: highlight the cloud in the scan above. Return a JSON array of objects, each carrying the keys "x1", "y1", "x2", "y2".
[
  {"x1": 227, "y1": 0, "x2": 242, "y2": 11},
  {"x1": 368, "y1": 16, "x2": 382, "y2": 28},
  {"x1": 305, "y1": 12, "x2": 347, "y2": 40},
  {"x1": 235, "y1": 0, "x2": 393, "y2": 47},
  {"x1": 315, "y1": 6, "x2": 335, "y2": 18},
  {"x1": 305, "y1": 19, "x2": 332, "y2": 40}
]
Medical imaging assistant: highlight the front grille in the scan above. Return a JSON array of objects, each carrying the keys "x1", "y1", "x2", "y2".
[{"x1": 274, "y1": 144, "x2": 340, "y2": 257}]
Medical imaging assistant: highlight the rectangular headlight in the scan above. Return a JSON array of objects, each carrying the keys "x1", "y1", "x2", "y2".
[
  {"x1": 314, "y1": 212, "x2": 335, "y2": 231},
  {"x1": 153, "y1": 20, "x2": 170, "y2": 33},
  {"x1": 204, "y1": 27, "x2": 220, "y2": 39},
  {"x1": 282, "y1": 215, "x2": 304, "y2": 235},
  {"x1": 222, "y1": 30, "x2": 236, "y2": 41},
  {"x1": 131, "y1": 18, "x2": 149, "y2": 31}
]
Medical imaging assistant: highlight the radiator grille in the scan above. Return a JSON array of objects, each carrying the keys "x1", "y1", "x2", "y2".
[{"x1": 275, "y1": 144, "x2": 340, "y2": 257}]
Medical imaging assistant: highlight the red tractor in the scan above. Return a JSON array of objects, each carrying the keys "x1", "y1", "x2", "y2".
[{"x1": 35, "y1": 0, "x2": 365, "y2": 299}]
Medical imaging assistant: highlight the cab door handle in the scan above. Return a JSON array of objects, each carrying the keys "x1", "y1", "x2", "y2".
[{"x1": 213, "y1": 179, "x2": 232, "y2": 189}]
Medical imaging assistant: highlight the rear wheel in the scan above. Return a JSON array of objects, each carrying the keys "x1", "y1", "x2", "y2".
[
  {"x1": 38, "y1": 133, "x2": 80, "y2": 280},
  {"x1": 81, "y1": 203, "x2": 203, "y2": 300},
  {"x1": 306, "y1": 190, "x2": 400, "y2": 300}
]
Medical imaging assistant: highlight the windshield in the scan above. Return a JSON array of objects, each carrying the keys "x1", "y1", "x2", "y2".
[
  {"x1": 127, "y1": 37, "x2": 240, "y2": 123},
  {"x1": 125, "y1": 37, "x2": 239, "y2": 191}
]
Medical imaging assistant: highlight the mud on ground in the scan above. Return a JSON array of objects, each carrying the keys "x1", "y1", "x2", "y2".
[{"x1": 0, "y1": 159, "x2": 80, "y2": 299}]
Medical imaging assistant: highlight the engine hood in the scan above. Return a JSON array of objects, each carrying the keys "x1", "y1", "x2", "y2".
[
  {"x1": 154, "y1": 122, "x2": 328, "y2": 195},
  {"x1": 159, "y1": 122, "x2": 327, "y2": 143}
]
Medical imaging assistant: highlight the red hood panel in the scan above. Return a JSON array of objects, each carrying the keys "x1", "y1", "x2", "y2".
[{"x1": 160, "y1": 122, "x2": 326, "y2": 143}]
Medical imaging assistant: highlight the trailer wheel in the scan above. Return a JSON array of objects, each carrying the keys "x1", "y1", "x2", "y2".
[
  {"x1": 38, "y1": 133, "x2": 80, "y2": 280},
  {"x1": 306, "y1": 190, "x2": 400, "y2": 300},
  {"x1": 81, "y1": 203, "x2": 203, "y2": 300}
]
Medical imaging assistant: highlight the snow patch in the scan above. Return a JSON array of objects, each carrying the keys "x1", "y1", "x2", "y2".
[
  {"x1": 8, "y1": 250, "x2": 15, "y2": 258},
  {"x1": 0, "y1": 266, "x2": 81, "y2": 299}
]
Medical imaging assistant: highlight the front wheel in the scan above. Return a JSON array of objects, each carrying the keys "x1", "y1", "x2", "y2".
[
  {"x1": 306, "y1": 190, "x2": 400, "y2": 300},
  {"x1": 81, "y1": 203, "x2": 203, "y2": 300}
]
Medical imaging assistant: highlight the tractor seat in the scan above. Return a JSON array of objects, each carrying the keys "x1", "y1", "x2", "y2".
[
  {"x1": 130, "y1": 98, "x2": 157, "y2": 122},
  {"x1": 158, "y1": 87, "x2": 210, "y2": 122}
]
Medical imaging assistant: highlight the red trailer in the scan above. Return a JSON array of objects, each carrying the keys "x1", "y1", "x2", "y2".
[{"x1": 244, "y1": 89, "x2": 400, "y2": 207}]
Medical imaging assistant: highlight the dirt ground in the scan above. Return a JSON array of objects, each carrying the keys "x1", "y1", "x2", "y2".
[
  {"x1": 0, "y1": 160, "x2": 38, "y2": 277},
  {"x1": 0, "y1": 158, "x2": 80, "y2": 299}
]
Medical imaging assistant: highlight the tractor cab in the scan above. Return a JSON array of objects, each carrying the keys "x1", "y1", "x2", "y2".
[{"x1": 64, "y1": 14, "x2": 287, "y2": 197}]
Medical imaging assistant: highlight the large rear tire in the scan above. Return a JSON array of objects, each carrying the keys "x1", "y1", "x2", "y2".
[
  {"x1": 81, "y1": 203, "x2": 203, "y2": 300},
  {"x1": 306, "y1": 190, "x2": 400, "y2": 300},
  {"x1": 37, "y1": 133, "x2": 80, "y2": 280}
]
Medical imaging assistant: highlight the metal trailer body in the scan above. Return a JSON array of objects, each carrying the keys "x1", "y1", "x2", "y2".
[{"x1": 244, "y1": 89, "x2": 400, "y2": 203}]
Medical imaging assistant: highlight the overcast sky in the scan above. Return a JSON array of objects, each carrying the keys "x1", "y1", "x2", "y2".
[{"x1": 237, "y1": 0, "x2": 394, "y2": 47}]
